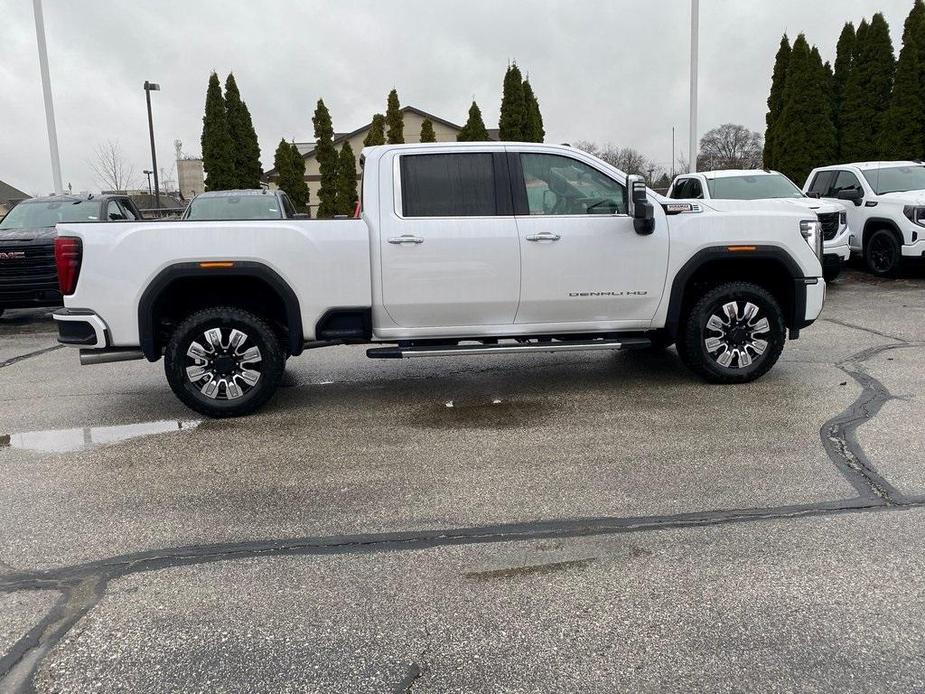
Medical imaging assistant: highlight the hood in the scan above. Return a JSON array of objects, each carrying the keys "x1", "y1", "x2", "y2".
[
  {"x1": 879, "y1": 190, "x2": 925, "y2": 205},
  {"x1": 780, "y1": 198, "x2": 846, "y2": 214},
  {"x1": 698, "y1": 198, "x2": 815, "y2": 216},
  {"x1": 0, "y1": 226, "x2": 58, "y2": 243}
]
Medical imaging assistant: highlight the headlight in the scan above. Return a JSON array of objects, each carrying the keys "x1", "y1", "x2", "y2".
[
  {"x1": 839, "y1": 211, "x2": 847, "y2": 227},
  {"x1": 903, "y1": 205, "x2": 925, "y2": 227},
  {"x1": 800, "y1": 219, "x2": 822, "y2": 259}
]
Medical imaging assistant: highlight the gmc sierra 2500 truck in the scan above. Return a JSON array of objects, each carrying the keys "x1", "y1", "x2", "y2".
[{"x1": 53, "y1": 142, "x2": 825, "y2": 417}]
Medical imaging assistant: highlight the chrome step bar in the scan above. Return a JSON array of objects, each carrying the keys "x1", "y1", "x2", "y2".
[{"x1": 367, "y1": 337, "x2": 651, "y2": 359}]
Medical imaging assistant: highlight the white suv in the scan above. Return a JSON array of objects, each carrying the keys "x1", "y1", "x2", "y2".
[
  {"x1": 668, "y1": 169, "x2": 850, "y2": 280},
  {"x1": 804, "y1": 161, "x2": 925, "y2": 276}
]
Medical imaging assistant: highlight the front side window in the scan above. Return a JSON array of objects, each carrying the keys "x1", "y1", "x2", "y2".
[
  {"x1": 670, "y1": 179, "x2": 691, "y2": 199},
  {"x1": 687, "y1": 179, "x2": 704, "y2": 199},
  {"x1": 861, "y1": 165, "x2": 925, "y2": 194},
  {"x1": 520, "y1": 153, "x2": 625, "y2": 215},
  {"x1": 400, "y1": 153, "x2": 496, "y2": 217},
  {"x1": 808, "y1": 171, "x2": 836, "y2": 197},
  {"x1": 706, "y1": 174, "x2": 804, "y2": 200},
  {"x1": 831, "y1": 171, "x2": 863, "y2": 197}
]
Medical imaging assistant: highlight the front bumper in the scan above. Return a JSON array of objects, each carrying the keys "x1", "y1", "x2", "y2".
[
  {"x1": 53, "y1": 309, "x2": 108, "y2": 348},
  {"x1": 902, "y1": 238, "x2": 925, "y2": 257}
]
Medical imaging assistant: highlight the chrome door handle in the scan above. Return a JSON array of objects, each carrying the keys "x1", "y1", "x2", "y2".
[
  {"x1": 525, "y1": 232, "x2": 561, "y2": 242},
  {"x1": 388, "y1": 235, "x2": 424, "y2": 245}
]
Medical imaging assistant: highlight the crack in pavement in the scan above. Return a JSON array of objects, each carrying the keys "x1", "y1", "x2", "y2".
[
  {"x1": 0, "y1": 345, "x2": 63, "y2": 370},
  {"x1": 1, "y1": 339, "x2": 923, "y2": 692}
]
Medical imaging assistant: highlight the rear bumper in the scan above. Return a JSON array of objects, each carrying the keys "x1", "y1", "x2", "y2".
[{"x1": 53, "y1": 308, "x2": 108, "y2": 348}]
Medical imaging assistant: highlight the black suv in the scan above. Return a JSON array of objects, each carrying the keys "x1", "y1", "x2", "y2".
[{"x1": 0, "y1": 194, "x2": 142, "y2": 316}]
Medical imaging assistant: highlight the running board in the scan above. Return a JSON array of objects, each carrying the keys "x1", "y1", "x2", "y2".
[{"x1": 366, "y1": 337, "x2": 651, "y2": 359}]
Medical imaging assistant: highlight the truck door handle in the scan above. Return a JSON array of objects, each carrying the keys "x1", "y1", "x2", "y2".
[
  {"x1": 525, "y1": 232, "x2": 561, "y2": 242},
  {"x1": 388, "y1": 235, "x2": 424, "y2": 245}
]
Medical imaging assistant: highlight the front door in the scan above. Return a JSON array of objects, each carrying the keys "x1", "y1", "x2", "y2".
[
  {"x1": 379, "y1": 150, "x2": 520, "y2": 328},
  {"x1": 511, "y1": 151, "x2": 668, "y2": 325}
]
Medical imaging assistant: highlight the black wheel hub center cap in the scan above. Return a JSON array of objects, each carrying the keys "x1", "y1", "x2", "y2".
[
  {"x1": 212, "y1": 355, "x2": 236, "y2": 375},
  {"x1": 728, "y1": 325, "x2": 749, "y2": 345}
]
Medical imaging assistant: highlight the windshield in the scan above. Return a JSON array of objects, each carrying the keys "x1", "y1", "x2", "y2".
[
  {"x1": 0, "y1": 200, "x2": 102, "y2": 229},
  {"x1": 185, "y1": 195, "x2": 282, "y2": 221},
  {"x1": 861, "y1": 165, "x2": 925, "y2": 194},
  {"x1": 706, "y1": 174, "x2": 804, "y2": 200}
]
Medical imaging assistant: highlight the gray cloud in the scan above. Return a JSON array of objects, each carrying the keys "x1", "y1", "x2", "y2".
[{"x1": 0, "y1": 0, "x2": 913, "y2": 195}]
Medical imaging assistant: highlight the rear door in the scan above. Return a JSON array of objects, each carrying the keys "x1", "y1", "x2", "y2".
[
  {"x1": 378, "y1": 150, "x2": 520, "y2": 328},
  {"x1": 510, "y1": 150, "x2": 669, "y2": 325}
]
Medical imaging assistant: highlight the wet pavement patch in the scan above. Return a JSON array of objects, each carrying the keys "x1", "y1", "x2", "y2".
[
  {"x1": 0, "y1": 420, "x2": 200, "y2": 454},
  {"x1": 464, "y1": 557, "x2": 596, "y2": 580},
  {"x1": 413, "y1": 398, "x2": 548, "y2": 429}
]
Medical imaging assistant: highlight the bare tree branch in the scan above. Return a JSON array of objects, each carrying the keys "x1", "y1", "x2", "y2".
[
  {"x1": 90, "y1": 140, "x2": 136, "y2": 192},
  {"x1": 697, "y1": 124, "x2": 763, "y2": 171}
]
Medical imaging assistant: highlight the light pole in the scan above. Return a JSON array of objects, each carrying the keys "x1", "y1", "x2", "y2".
[
  {"x1": 143, "y1": 170, "x2": 153, "y2": 196},
  {"x1": 32, "y1": 0, "x2": 63, "y2": 194},
  {"x1": 144, "y1": 81, "x2": 161, "y2": 212},
  {"x1": 689, "y1": 0, "x2": 699, "y2": 173}
]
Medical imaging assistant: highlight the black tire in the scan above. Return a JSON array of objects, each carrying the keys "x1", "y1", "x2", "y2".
[
  {"x1": 164, "y1": 306, "x2": 284, "y2": 417},
  {"x1": 864, "y1": 228, "x2": 901, "y2": 277},
  {"x1": 678, "y1": 281, "x2": 786, "y2": 384},
  {"x1": 822, "y1": 262, "x2": 842, "y2": 283}
]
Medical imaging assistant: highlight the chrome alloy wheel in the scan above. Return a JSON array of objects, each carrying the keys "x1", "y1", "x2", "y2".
[
  {"x1": 184, "y1": 327, "x2": 262, "y2": 400},
  {"x1": 703, "y1": 301, "x2": 770, "y2": 369}
]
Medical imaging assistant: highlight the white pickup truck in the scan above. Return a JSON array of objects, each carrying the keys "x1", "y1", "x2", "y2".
[
  {"x1": 53, "y1": 143, "x2": 825, "y2": 417},
  {"x1": 667, "y1": 169, "x2": 851, "y2": 280}
]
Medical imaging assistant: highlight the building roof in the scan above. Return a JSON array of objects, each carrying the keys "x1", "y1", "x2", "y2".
[
  {"x1": 267, "y1": 105, "x2": 487, "y2": 178},
  {"x1": 0, "y1": 180, "x2": 31, "y2": 204}
]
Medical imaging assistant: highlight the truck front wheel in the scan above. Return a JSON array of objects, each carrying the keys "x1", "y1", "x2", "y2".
[
  {"x1": 164, "y1": 306, "x2": 285, "y2": 417},
  {"x1": 864, "y1": 228, "x2": 901, "y2": 277},
  {"x1": 677, "y1": 281, "x2": 785, "y2": 384}
]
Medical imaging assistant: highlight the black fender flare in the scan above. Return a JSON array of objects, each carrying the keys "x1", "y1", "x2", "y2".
[
  {"x1": 138, "y1": 261, "x2": 303, "y2": 361},
  {"x1": 862, "y1": 217, "x2": 905, "y2": 246}
]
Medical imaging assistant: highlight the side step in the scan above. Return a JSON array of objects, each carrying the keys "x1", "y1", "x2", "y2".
[{"x1": 367, "y1": 337, "x2": 651, "y2": 359}]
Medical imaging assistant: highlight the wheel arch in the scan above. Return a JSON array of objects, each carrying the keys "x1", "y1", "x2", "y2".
[
  {"x1": 138, "y1": 261, "x2": 303, "y2": 361},
  {"x1": 862, "y1": 218, "x2": 903, "y2": 247},
  {"x1": 665, "y1": 246, "x2": 808, "y2": 339}
]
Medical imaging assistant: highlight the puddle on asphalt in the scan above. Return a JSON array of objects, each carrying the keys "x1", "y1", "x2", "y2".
[
  {"x1": 0, "y1": 419, "x2": 200, "y2": 453},
  {"x1": 416, "y1": 397, "x2": 546, "y2": 429}
]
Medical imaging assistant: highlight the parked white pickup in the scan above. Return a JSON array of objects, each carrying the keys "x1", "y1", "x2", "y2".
[{"x1": 53, "y1": 142, "x2": 825, "y2": 417}]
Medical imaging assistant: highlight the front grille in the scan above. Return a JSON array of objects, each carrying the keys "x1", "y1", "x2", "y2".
[
  {"x1": 817, "y1": 212, "x2": 840, "y2": 241},
  {"x1": 0, "y1": 243, "x2": 60, "y2": 298}
]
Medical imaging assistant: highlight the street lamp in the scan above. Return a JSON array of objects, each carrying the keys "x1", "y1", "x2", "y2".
[
  {"x1": 144, "y1": 81, "x2": 161, "y2": 212},
  {"x1": 143, "y1": 169, "x2": 153, "y2": 196},
  {"x1": 689, "y1": 0, "x2": 699, "y2": 173}
]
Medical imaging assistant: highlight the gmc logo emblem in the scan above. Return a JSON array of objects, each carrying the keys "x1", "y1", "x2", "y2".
[{"x1": 0, "y1": 251, "x2": 26, "y2": 260}]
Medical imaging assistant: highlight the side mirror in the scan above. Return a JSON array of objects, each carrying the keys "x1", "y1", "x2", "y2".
[
  {"x1": 837, "y1": 188, "x2": 863, "y2": 206},
  {"x1": 626, "y1": 174, "x2": 655, "y2": 235}
]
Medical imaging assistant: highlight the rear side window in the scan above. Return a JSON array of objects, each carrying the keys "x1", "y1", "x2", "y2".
[
  {"x1": 400, "y1": 153, "x2": 496, "y2": 217},
  {"x1": 808, "y1": 170, "x2": 836, "y2": 197}
]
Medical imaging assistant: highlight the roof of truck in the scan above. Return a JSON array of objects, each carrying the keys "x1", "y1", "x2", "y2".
[
  {"x1": 191, "y1": 189, "x2": 275, "y2": 198},
  {"x1": 814, "y1": 161, "x2": 923, "y2": 171},
  {"x1": 681, "y1": 169, "x2": 780, "y2": 179}
]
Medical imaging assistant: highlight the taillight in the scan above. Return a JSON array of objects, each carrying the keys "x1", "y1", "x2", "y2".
[{"x1": 54, "y1": 236, "x2": 82, "y2": 295}]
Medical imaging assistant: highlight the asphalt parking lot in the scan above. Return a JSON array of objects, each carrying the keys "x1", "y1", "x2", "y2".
[{"x1": 1, "y1": 264, "x2": 924, "y2": 693}]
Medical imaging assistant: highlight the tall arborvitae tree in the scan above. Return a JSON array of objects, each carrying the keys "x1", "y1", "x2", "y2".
[
  {"x1": 419, "y1": 118, "x2": 436, "y2": 142},
  {"x1": 224, "y1": 73, "x2": 262, "y2": 188},
  {"x1": 313, "y1": 99, "x2": 337, "y2": 218},
  {"x1": 881, "y1": 15, "x2": 925, "y2": 159},
  {"x1": 522, "y1": 78, "x2": 545, "y2": 142},
  {"x1": 201, "y1": 72, "x2": 236, "y2": 191},
  {"x1": 763, "y1": 35, "x2": 791, "y2": 169},
  {"x1": 334, "y1": 142, "x2": 359, "y2": 216},
  {"x1": 775, "y1": 36, "x2": 837, "y2": 185},
  {"x1": 832, "y1": 23, "x2": 856, "y2": 158},
  {"x1": 905, "y1": 0, "x2": 925, "y2": 158},
  {"x1": 274, "y1": 139, "x2": 308, "y2": 213},
  {"x1": 385, "y1": 89, "x2": 404, "y2": 144},
  {"x1": 457, "y1": 101, "x2": 490, "y2": 141},
  {"x1": 499, "y1": 63, "x2": 526, "y2": 141},
  {"x1": 363, "y1": 114, "x2": 386, "y2": 146},
  {"x1": 841, "y1": 14, "x2": 895, "y2": 162}
]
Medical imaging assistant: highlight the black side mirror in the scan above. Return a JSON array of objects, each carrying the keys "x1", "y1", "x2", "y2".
[
  {"x1": 626, "y1": 174, "x2": 655, "y2": 235},
  {"x1": 837, "y1": 188, "x2": 863, "y2": 206}
]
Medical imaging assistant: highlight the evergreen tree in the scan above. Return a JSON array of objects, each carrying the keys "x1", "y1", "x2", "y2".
[
  {"x1": 522, "y1": 78, "x2": 545, "y2": 142},
  {"x1": 363, "y1": 114, "x2": 386, "y2": 147},
  {"x1": 313, "y1": 99, "x2": 337, "y2": 218},
  {"x1": 201, "y1": 72, "x2": 236, "y2": 191},
  {"x1": 880, "y1": 17, "x2": 925, "y2": 159},
  {"x1": 775, "y1": 35, "x2": 837, "y2": 185},
  {"x1": 334, "y1": 142, "x2": 359, "y2": 216},
  {"x1": 385, "y1": 89, "x2": 404, "y2": 144},
  {"x1": 763, "y1": 35, "x2": 791, "y2": 169},
  {"x1": 457, "y1": 101, "x2": 489, "y2": 141},
  {"x1": 274, "y1": 139, "x2": 308, "y2": 213},
  {"x1": 904, "y1": 0, "x2": 925, "y2": 157},
  {"x1": 224, "y1": 73, "x2": 262, "y2": 188},
  {"x1": 419, "y1": 118, "x2": 436, "y2": 142},
  {"x1": 499, "y1": 63, "x2": 526, "y2": 141},
  {"x1": 832, "y1": 23, "x2": 856, "y2": 158},
  {"x1": 841, "y1": 14, "x2": 895, "y2": 162}
]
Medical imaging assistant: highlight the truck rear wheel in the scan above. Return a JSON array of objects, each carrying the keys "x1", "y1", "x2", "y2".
[
  {"x1": 164, "y1": 306, "x2": 284, "y2": 417},
  {"x1": 677, "y1": 281, "x2": 785, "y2": 384}
]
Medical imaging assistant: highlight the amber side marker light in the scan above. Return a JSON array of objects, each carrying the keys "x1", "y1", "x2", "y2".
[
  {"x1": 727, "y1": 246, "x2": 757, "y2": 252},
  {"x1": 199, "y1": 261, "x2": 235, "y2": 269}
]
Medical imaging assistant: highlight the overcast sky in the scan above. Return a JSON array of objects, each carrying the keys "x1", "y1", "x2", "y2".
[{"x1": 1, "y1": 0, "x2": 916, "y2": 195}]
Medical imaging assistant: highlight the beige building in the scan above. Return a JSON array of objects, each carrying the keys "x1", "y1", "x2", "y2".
[
  {"x1": 266, "y1": 106, "x2": 497, "y2": 213},
  {"x1": 177, "y1": 158, "x2": 205, "y2": 200}
]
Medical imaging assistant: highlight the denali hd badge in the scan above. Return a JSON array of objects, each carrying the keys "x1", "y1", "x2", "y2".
[
  {"x1": 569, "y1": 290, "x2": 648, "y2": 297},
  {"x1": 0, "y1": 251, "x2": 26, "y2": 260}
]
